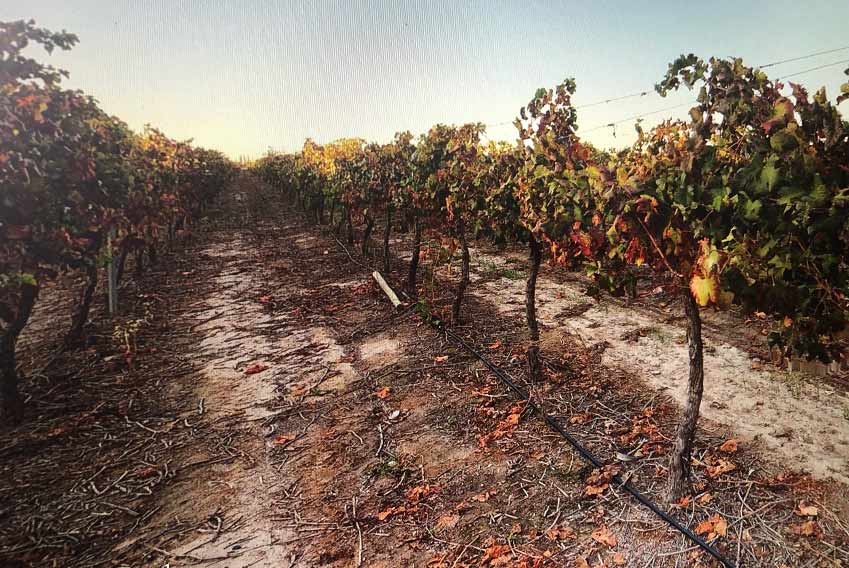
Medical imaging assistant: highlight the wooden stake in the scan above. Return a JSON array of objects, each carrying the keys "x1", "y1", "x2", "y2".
[
  {"x1": 107, "y1": 227, "x2": 118, "y2": 315},
  {"x1": 372, "y1": 271, "x2": 401, "y2": 308}
]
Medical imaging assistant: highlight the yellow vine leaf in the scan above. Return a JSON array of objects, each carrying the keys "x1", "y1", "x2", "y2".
[{"x1": 690, "y1": 275, "x2": 718, "y2": 307}]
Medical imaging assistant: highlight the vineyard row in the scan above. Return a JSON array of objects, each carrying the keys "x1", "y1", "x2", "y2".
[
  {"x1": 1, "y1": 21, "x2": 237, "y2": 423},
  {"x1": 253, "y1": 55, "x2": 849, "y2": 502}
]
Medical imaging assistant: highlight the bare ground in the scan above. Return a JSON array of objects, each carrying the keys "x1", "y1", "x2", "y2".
[
  {"x1": 0, "y1": 175, "x2": 848, "y2": 567},
  {"x1": 469, "y1": 253, "x2": 849, "y2": 485}
]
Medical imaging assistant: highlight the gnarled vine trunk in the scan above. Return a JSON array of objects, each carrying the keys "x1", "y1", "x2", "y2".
[
  {"x1": 329, "y1": 199, "x2": 337, "y2": 228},
  {"x1": 666, "y1": 289, "x2": 704, "y2": 503},
  {"x1": 526, "y1": 236, "x2": 543, "y2": 380},
  {"x1": 407, "y1": 216, "x2": 422, "y2": 297},
  {"x1": 346, "y1": 208, "x2": 354, "y2": 245},
  {"x1": 115, "y1": 239, "x2": 131, "y2": 286},
  {"x1": 382, "y1": 207, "x2": 393, "y2": 274},
  {"x1": 134, "y1": 249, "x2": 144, "y2": 278},
  {"x1": 451, "y1": 219, "x2": 470, "y2": 323},
  {"x1": 65, "y1": 259, "x2": 99, "y2": 349},
  {"x1": 362, "y1": 213, "x2": 374, "y2": 256},
  {"x1": 148, "y1": 243, "x2": 157, "y2": 267},
  {"x1": 0, "y1": 283, "x2": 39, "y2": 424}
]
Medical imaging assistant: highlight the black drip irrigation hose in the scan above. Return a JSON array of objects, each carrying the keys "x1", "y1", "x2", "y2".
[
  {"x1": 433, "y1": 322, "x2": 737, "y2": 568},
  {"x1": 337, "y1": 235, "x2": 736, "y2": 566}
]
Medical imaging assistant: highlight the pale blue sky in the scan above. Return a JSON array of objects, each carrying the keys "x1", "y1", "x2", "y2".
[{"x1": 3, "y1": 1, "x2": 848, "y2": 159}]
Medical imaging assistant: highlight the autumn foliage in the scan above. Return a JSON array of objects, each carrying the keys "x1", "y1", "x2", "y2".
[
  {"x1": 254, "y1": 51, "x2": 849, "y2": 505},
  {"x1": 1, "y1": 20, "x2": 236, "y2": 421}
]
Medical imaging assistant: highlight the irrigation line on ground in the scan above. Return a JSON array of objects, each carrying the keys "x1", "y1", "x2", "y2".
[
  {"x1": 328, "y1": 213, "x2": 736, "y2": 565},
  {"x1": 434, "y1": 323, "x2": 736, "y2": 568},
  {"x1": 366, "y1": 263, "x2": 736, "y2": 567}
]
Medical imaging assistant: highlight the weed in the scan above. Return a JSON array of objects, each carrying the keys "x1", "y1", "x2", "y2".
[{"x1": 779, "y1": 372, "x2": 805, "y2": 399}]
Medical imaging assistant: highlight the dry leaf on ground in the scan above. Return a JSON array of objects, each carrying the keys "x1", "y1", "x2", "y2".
[
  {"x1": 695, "y1": 513, "x2": 728, "y2": 540},
  {"x1": 243, "y1": 362, "x2": 268, "y2": 375},
  {"x1": 434, "y1": 513, "x2": 459, "y2": 531},
  {"x1": 789, "y1": 520, "x2": 822, "y2": 538},
  {"x1": 795, "y1": 501, "x2": 818, "y2": 517},
  {"x1": 591, "y1": 524, "x2": 617, "y2": 547}
]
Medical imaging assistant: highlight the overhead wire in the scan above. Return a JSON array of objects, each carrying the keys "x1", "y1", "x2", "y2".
[
  {"x1": 482, "y1": 45, "x2": 849, "y2": 134},
  {"x1": 759, "y1": 45, "x2": 849, "y2": 69}
]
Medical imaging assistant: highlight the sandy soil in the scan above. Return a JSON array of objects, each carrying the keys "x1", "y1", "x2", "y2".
[{"x1": 470, "y1": 251, "x2": 849, "y2": 485}]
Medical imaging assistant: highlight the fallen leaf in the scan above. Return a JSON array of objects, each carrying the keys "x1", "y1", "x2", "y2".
[
  {"x1": 695, "y1": 513, "x2": 728, "y2": 540},
  {"x1": 697, "y1": 493, "x2": 713, "y2": 505},
  {"x1": 135, "y1": 466, "x2": 158, "y2": 479},
  {"x1": 585, "y1": 482, "x2": 609, "y2": 496},
  {"x1": 478, "y1": 405, "x2": 524, "y2": 447},
  {"x1": 591, "y1": 524, "x2": 617, "y2": 547},
  {"x1": 434, "y1": 355, "x2": 449, "y2": 363},
  {"x1": 574, "y1": 557, "x2": 590, "y2": 568},
  {"x1": 611, "y1": 551, "x2": 626, "y2": 565},
  {"x1": 375, "y1": 387, "x2": 391, "y2": 399},
  {"x1": 272, "y1": 433, "x2": 296, "y2": 445},
  {"x1": 718, "y1": 439, "x2": 738, "y2": 453},
  {"x1": 585, "y1": 465, "x2": 619, "y2": 497},
  {"x1": 376, "y1": 505, "x2": 417, "y2": 521},
  {"x1": 706, "y1": 458, "x2": 737, "y2": 478},
  {"x1": 479, "y1": 542, "x2": 512, "y2": 566},
  {"x1": 795, "y1": 501, "x2": 819, "y2": 517},
  {"x1": 473, "y1": 488, "x2": 497, "y2": 502},
  {"x1": 434, "y1": 513, "x2": 459, "y2": 531},
  {"x1": 545, "y1": 525, "x2": 577, "y2": 541},
  {"x1": 406, "y1": 484, "x2": 439, "y2": 503},
  {"x1": 243, "y1": 363, "x2": 268, "y2": 375},
  {"x1": 504, "y1": 412, "x2": 521, "y2": 426},
  {"x1": 789, "y1": 520, "x2": 822, "y2": 538},
  {"x1": 488, "y1": 340, "x2": 502, "y2": 350}
]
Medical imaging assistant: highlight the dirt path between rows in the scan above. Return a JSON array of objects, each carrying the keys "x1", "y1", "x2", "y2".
[{"x1": 107, "y1": 187, "x2": 369, "y2": 566}]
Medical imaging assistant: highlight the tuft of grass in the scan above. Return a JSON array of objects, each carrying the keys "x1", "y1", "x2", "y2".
[
  {"x1": 370, "y1": 459, "x2": 399, "y2": 478},
  {"x1": 779, "y1": 372, "x2": 805, "y2": 399},
  {"x1": 477, "y1": 257, "x2": 525, "y2": 281},
  {"x1": 500, "y1": 268, "x2": 525, "y2": 281},
  {"x1": 478, "y1": 258, "x2": 499, "y2": 274},
  {"x1": 646, "y1": 327, "x2": 669, "y2": 344}
]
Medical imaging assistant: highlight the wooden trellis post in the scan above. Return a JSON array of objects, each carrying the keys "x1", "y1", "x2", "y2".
[{"x1": 107, "y1": 227, "x2": 118, "y2": 315}]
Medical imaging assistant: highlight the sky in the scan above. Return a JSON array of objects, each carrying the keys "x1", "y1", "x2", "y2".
[{"x1": 3, "y1": 1, "x2": 849, "y2": 159}]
